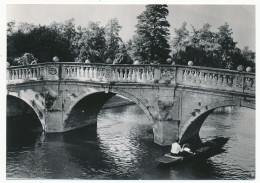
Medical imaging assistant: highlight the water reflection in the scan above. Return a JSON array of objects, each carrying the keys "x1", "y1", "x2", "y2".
[{"x1": 6, "y1": 105, "x2": 255, "y2": 179}]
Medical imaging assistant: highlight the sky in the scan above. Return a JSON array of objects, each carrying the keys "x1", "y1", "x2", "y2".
[{"x1": 7, "y1": 4, "x2": 256, "y2": 51}]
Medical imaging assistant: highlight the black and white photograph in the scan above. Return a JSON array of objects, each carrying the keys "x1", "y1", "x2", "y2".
[{"x1": 1, "y1": 0, "x2": 257, "y2": 181}]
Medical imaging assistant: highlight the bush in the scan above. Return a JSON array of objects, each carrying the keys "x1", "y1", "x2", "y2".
[{"x1": 13, "y1": 53, "x2": 38, "y2": 66}]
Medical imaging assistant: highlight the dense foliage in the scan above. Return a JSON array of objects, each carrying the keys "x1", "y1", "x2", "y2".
[
  {"x1": 133, "y1": 4, "x2": 171, "y2": 64},
  {"x1": 7, "y1": 5, "x2": 255, "y2": 71},
  {"x1": 172, "y1": 22, "x2": 255, "y2": 70}
]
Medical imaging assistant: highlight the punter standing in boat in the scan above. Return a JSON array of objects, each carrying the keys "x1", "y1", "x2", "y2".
[
  {"x1": 171, "y1": 141, "x2": 194, "y2": 156},
  {"x1": 170, "y1": 141, "x2": 183, "y2": 156}
]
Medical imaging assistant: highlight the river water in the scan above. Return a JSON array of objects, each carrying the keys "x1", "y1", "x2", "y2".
[{"x1": 6, "y1": 101, "x2": 255, "y2": 180}]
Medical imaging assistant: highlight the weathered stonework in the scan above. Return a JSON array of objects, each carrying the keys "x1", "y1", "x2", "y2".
[{"x1": 7, "y1": 63, "x2": 255, "y2": 146}]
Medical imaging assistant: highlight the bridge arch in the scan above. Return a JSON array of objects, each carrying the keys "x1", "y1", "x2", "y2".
[
  {"x1": 179, "y1": 99, "x2": 255, "y2": 144},
  {"x1": 7, "y1": 94, "x2": 45, "y2": 130},
  {"x1": 63, "y1": 89, "x2": 154, "y2": 131}
]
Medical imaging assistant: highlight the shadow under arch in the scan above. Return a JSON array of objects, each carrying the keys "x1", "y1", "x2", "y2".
[
  {"x1": 179, "y1": 100, "x2": 255, "y2": 145},
  {"x1": 7, "y1": 95, "x2": 44, "y2": 131},
  {"x1": 64, "y1": 90, "x2": 155, "y2": 131}
]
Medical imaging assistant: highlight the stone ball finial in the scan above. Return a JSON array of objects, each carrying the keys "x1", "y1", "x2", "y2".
[
  {"x1": 246, "y1": 67, "x2": 252, "y2": 72},
  {"x1": 52, "y1": 56, "x2": 60, "y2": 62},
  {"x1": 53, "y1": 56, "x2": 59, "y2": 62},
  {"x1": 7, "y1": 62, "x2": 10, "y2": 67},
  {"x1": 106, "y1": 58, "x2": 112, "y2": 64},
  {"x1": 188, "y1": 61, "x2": 193, "y2": 66},
  {"x1": 166, "y1": 58, "x2": 172, "y2": 64},
  {"x1": 85, "y1": 59, "x2": 90, "y2": 63},
  {"x1": 237, "y1": 65, "x2": 244, "y2": 72},
  {"x1": 133, "y1": 60, "x2": 140, "y2": 65}
]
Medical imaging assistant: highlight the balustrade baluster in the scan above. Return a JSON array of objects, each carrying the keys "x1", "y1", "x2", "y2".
[
  {"x1": 116, "y1": 68, "x2": 120, "y2": 81},
  {"x1": 119, "y1": 68, "x2": 123, "y2": 81},
  {"x1": 78, "y1": 66, "x2": 82, "y2": 78},
  {"x1": 187, "y1": 70, "x2": 192, "y2": 83},
  {"x1": 20, "y1": 69, "x2": 24, "y2": 80},
  {"x1": 12, "y1": 70, "x2": 14, "y2": 80},
  {"x1": 28, "y1": 69, "x2": 32, "y2": 79},
  {"x1": 222, "y1": 75, "x2": 227, "y2": 87},
  {"x1": 204, "y1": 73, "x2": 208, "y2": 85},
  {"x1": 150, "y1": 69, "x2": 154, "y2": 82},
  {"x1": 131, "y1": 68, "x2": 136, "y2": 82},
  {"x1": 195, "y1": 72, "x2": 200, "y2": 84},
  {"x1": 136, "y1": 67, "x2": 141, "y2": 82},
  {"x1": 217, "y1": 74, "x2": 222, "y2": 86},
  {"x1": 208, "y1": 74, "x2": 213, "y2": 85},
  {"x1": 15, "y1": 70, "x2": 19, "y2": 80},
  {"x1": 32, "y1": 68, "x2": 35, "y2": 78},
  {"x1": 84, "y1": 67, "x2": 88, "y2": 79},
  {"x1": 200, "y1": 72, "x2": 205, "y2": 84},
  {"x1": 68, "y1": 67, "x2": 72, "y2": 78},
  {"x1": 100, "y1": 68, "x2": 103, "y2": 80},
  {"x1": 97, "y1": 68, "x2": 100, "y2": 80},
  {"x1": 142, "y1": 68, "x2": 147, "y2": 82},
  {"x1": 111, "y1": 68, "x2": 116, "y2": 81},
  {"x1": 183, "y1": 70, "x2": 187, "y2": 82},
  {"x1": 36, "y1": 67, "x2": 39, "y2": 78},
  {"x1": 102, "y1": 67, "x2": 106, "y2": 81},
  {"x1": 127, "y1": 68, "x2": 132, "y2": 81},
  {"x1": 94, "y1": 67, "x2": 98, "y2": 79},
  {"x1": 122, "y1": 68, "x2": 126, "y2": 81},
  {"x1": 190, "y1": 71, "x2": 195, "y2": 83},
  {"x1": 12, "y1": 70, "x2": 15, "y2": 80},
  {"x1": 24, "y1": 69, "x2": 28, "y2": 79},
  {"x1": 233, "y1": 76, "x2": 238, "y2": 88},
  {"x1": 18, "y1": 69, "x2": 22, "y2": 79},
  {"x1": 146, "y1": 68, "x2": 151, "y2": 82},
  {"x1": 89, "y1": 67, "x2": 93, "y2": 79},
  {"x1": 67, "y1": 67, "x2": 70, "y2": 78}
]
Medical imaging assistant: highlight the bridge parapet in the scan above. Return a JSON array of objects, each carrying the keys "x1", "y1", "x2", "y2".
[
  {"x1": 7, "y1": 63, "x2": 255, "y2": 95},
  {"x1": 177, "y1": 66, "x2": 255, "y2": 94}
]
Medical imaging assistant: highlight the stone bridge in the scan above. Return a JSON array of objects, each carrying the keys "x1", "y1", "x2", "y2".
[{"x1": 7, "y1": 63, "x2": 255, "y2": 145}]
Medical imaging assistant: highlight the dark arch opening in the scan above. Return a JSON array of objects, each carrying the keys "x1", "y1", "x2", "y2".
[
  {"x1": 180, "y1": 105, "x2": 255, "y2": 148},
  {"x1": 64, "y1": 91, "x2": 153, "y2": 133},
  {"x1": 7, "y1": 95, "x2": 43, "y2": 132},
  {"x1": 64, "y1": 92, "x2": 116, "y2": 130}
]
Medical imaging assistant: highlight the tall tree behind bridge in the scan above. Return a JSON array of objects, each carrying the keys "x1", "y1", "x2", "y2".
[
  {"x1": 133, "y1": 4, "x2": 171, "y2": 64},
  {"x1": 105, "y1": 18, "x2": 122, "y2": 61}
]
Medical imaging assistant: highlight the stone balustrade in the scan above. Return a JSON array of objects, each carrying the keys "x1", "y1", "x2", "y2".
[
  {"x1": 177, "y1": 66, "x2": 255, "y2": 94},
  {"x1": 7, "y1": 63, "x2": 255, "y2": 94}
]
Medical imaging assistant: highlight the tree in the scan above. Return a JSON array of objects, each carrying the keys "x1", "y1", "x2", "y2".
[
  {"x1": 74, "y1": 22, "x2": 106, "y2": 63},
  {"x1": 133, "y1": 4, "x2": 171, "y2": 64},
  {"x1": 49, "y1": 19, "x2": 77, "y2": 60},
  {"x1": 7, "y1": 21, "x2": 16, "y2": 36},
  {"x1": 13, "y1": 53, "x2": 38, "y2": 66},
  {"x1": 7, "y1": 25, "x2": 73, "y2": 64},
  {"x1": 172, "y1": 23, "x2": 221, "y2": 67},
  {"x1": 217, "y1": 22, "x2": 237, "y2": 69},
  {"x1": 171, "y1": 22, "x2": 255, "y2": 70},
  {"x1": 113, "y1": 43, "x2": 133, "y2": 64},
  {"x1": 105, "y1": 18, "x2": 122, "y2": 60}
]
